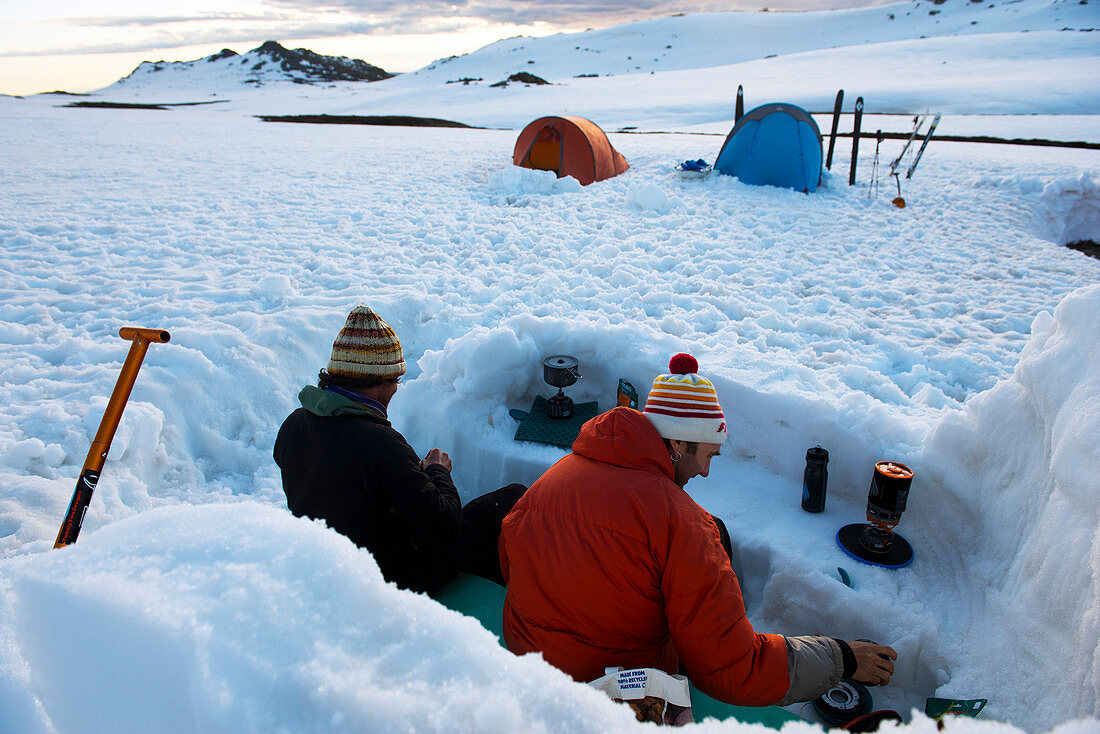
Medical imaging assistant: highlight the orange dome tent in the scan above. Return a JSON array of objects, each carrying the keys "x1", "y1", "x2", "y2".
[{"x1": 513, "y1": 116, "x2": 629, "y2": 185}]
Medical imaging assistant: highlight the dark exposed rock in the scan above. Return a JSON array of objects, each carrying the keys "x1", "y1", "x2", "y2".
[
  {"x1": 64, "y1": 101, "x2": 170, "y2": 110},
  {"x1": 251, "y1": 41, "x2": 393, "y2": 83},
  {"x1": 489, "y1": 72, "x2": 550, "y2": 88},
  {"x1": 1068, "y1": 240, "x2": 1100, "y2": 259},
  {"x1": 256, "y1": 114, "x2": 477, "y2": 128},
  {"x1": 62, "y1": 100, "x2": 230, "y2": 109}
]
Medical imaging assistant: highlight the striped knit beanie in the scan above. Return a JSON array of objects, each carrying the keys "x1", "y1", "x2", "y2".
[
  {"x1": 643, "y1": 353, "x2": 728, "y2": 444},
  {"x1": 327, "y1": 306, "x2": 406, "y2": 380}
]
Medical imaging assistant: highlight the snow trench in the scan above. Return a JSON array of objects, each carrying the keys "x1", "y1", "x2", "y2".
[{"x1": 396, "y1": 285, "x2": 1100, "y2": 729}]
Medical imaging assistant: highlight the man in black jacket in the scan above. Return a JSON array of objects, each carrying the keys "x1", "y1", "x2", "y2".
[{"x1": 274, "y1": 305, "x2": 524, "y2": 595}]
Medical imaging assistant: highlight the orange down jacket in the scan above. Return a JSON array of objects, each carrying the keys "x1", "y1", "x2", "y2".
[{"x1": 499, "y1": 407, "x2": 790, "y2": 706}]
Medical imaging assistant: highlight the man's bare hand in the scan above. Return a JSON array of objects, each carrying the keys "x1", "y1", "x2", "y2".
[
  {"x1": 847, "y1": 641, "x2": 897, "y2": 686},
  {"x1": 421, "y1": 448, "x2": 452, "y2": 472}
]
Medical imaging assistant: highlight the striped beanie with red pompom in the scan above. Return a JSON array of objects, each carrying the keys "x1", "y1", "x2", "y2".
[
  {"x1": 642, "y1": 353, "x2": 728, "y2": 444},
  {"x1": 327, "y1": 305, "x2": 406, "y2": 380}
]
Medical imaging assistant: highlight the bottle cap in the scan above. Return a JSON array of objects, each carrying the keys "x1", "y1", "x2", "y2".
[{"x1": 806, "y1": 446, "x2": 829, "y2": 463}]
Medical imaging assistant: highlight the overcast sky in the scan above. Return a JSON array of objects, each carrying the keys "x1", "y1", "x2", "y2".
[{"x1": 0, "y1": 0, "x2": 894, "y2": 95}]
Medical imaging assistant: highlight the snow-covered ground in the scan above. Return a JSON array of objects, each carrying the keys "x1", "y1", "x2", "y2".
[{"x1": 1, "y1": 1, "x2": 1098, "y2": 732}]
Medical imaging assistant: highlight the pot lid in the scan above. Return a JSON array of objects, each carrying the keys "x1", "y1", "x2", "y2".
[{"x1": 543, "y1": 354, "x2": 579, "y2": 370}]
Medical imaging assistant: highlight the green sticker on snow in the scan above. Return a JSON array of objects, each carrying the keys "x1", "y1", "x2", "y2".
[{"x1": 925, "y1": 698, "x2": 987, "y2": 720}]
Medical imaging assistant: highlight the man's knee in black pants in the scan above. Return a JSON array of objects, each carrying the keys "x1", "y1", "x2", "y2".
[{"x1": 450, "y1": 483, "x2": 527, "y2": 587}]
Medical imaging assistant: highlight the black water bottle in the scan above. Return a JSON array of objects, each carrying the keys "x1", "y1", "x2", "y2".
[{"x1": 801, "y1": 446, "x2": 829, "y2": 513}]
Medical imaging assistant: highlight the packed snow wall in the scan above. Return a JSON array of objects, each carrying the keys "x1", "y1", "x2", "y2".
[
  {"x1": 917, "y1": 283, "x2": 1099, "y2": 726},
  {"x1": 393, "y1": 313, "x2": 929, "y2": 507},
  {"x1": 1033, "y1": 172, "x2": 1100, "y2": 247}
]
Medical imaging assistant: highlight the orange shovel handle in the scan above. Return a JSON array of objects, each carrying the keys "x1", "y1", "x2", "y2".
[{"x1": 54, "y1": 327, "x2": 170, "y2": 548}]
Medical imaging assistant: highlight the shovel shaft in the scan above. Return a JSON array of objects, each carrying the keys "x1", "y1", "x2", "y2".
[{"x1": 54, "y1": 327, "x2": 170, "y2": 548}]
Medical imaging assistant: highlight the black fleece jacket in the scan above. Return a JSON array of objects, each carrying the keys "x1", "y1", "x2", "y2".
[{"x1": 273, "y1": 386, "x2": 462, "y2": 594}]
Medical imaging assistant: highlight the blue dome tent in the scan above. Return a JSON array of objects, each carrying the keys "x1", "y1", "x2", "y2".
[{"x1": 715, "y1": 103, "x2": 823, "y2": 193}]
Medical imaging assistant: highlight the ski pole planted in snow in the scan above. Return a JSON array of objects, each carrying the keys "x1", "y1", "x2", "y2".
[
  {"x1": 735, "y1": 85, "x2": 744, "y2": 123},
  {"x1": 54, "y1": 327, "x2": 170, "y2": 549},
  {"x1": 868, "y1": 130, "x2": 883, "y2": 200}
]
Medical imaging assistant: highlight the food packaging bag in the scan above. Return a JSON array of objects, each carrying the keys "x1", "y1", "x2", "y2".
[{"x1": 589, "y1": 666, "x2": 694, "y2": 726}]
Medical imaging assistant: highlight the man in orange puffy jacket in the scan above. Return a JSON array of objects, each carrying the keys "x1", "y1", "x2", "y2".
[{"x1": 499, "y1": 354, "x2": 896, "y2": 706}]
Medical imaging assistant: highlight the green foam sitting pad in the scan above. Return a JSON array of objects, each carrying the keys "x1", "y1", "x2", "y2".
[
  {"x1": 433, "y1": 573, "x2": 508, "y2": 647},
  {"x1": 434, "y1": 573, "x2": 802, "y2": 729},
  {"x1": 689, "y1": 687, "x2": 801, "y2": 727},
  {"x1": 512, "y1": 395, "x2": 599, "y2": 449}
]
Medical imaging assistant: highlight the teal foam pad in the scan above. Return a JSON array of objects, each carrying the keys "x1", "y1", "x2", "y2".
[
  {"x1": 435, "y1": 573, "x2": 801, "y2": 728},
  {"x1": 513, "y1": 396, "x2": 599, "y2": 449},
  {"x1": 434, "y1": 573, "x2": 508, "y2": 646}
]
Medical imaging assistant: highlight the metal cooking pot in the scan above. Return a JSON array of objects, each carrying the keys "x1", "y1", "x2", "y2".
[{"x1": 543, "y1": 355, "x2": 580, "y2": 388}]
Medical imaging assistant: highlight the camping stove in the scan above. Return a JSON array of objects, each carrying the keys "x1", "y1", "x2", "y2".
[
  {"x1": 837, "y1": 461, "x2": 915, "y2": 569},
  {"x1": 543, "y1": 355, "x2": 580, "y2": 420}
]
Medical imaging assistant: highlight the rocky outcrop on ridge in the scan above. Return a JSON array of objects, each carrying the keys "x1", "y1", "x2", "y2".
[{"x1": 114, "y1": 41, "x2": 393, "y2": 90}]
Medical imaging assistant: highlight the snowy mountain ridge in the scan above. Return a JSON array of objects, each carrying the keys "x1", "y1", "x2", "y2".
[
  {"x1": 84, "y1": 0, "x2": 1099, "y2": 131},
  {"x1": 97, "y1": 0, "x2": 1095, "y2": 98},
  {"x1": 413, "y1": 0, "x2": 1096, "y2": 83},
  {"x1": 112, "y1": 40, "x2": 393, "y2": 92}
]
